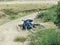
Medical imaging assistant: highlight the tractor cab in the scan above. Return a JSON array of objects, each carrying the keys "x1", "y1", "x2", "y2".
[{"x1": 22, "y1": 19, "x2": 34, "y2": 29}]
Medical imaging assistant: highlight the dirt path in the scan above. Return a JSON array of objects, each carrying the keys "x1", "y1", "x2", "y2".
[
  {"x1": 0, "y1": 12, "x2": 38, "y2": 45},
  {"x1": 0, "y1": 1, "x2": 58, "y2": 5}
]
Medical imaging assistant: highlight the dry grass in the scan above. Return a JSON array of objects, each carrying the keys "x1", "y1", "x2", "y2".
[
  {"x1": 44, "y1": 22, "x2": 57, "y2": 28},
  {"x1": 0, "y1": 3, "x2": 54, "y2": 10},
  {"x1": 14, "y1": 36, "x2": 27, "y2": 42},
  {"x1": 0, "y1": 3, "x2": 54, "y2": 25}
]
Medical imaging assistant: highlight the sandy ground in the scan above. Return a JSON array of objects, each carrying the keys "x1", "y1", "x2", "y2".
[{"x1": 0, "y1": 12, "x2": 38, "y2": 45}]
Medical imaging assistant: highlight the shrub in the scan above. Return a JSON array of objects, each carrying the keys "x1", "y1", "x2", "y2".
[
  {"x1": 14, "y1": 36, "x2": 27, "y2": 42},
  {"x1": 29, "y1": 28, "x2": 60, "y2": 45}
]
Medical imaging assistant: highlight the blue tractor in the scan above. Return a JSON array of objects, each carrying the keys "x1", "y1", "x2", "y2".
[
  {"x1": 22, "y1": 19, "x2": 35, "y2": 29},
  {"x1": 18, "y1": 19, "x2": 45, "y2": 30}
]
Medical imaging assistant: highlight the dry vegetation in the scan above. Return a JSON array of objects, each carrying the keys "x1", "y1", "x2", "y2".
[
  {"x1": 0, "y1": 3, "x2": 54, "y2": 10},
  {"x1": 0, "y1": 3, "x2": 54, "y2": 25},
  {"x1": 14, "y1": 36, "x2": 27, "y2": 42}
]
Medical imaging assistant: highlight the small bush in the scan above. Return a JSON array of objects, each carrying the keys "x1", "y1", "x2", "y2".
[
  {"x1": 14, "y1": 36, "x2": 27, "y2": 42},
  {"x1": 29, "y1": 28, "x2": 60, "y2": 45}
]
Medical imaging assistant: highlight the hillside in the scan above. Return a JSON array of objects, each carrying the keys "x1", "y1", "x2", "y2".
[
  {"x1": 0, "y1": 1, "x2": 57, "y2": 25},
  {"x1": 0, "y1": 1, "x2": 60, "y2": 45}
]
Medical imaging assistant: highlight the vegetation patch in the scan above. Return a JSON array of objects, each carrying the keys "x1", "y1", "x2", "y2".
[
  {"x1": 0, "y1": 3, "x2": 53, "y2": 25},
  {"x1": 29, "y1": 28, "x2": 60, "y2": 45},
  {"x1": 54, "y1": 1, "x2": 60, "y2": 28},
  {"x1": 37, "y1": 5, "x2": 57, "y2": 22},
  {"x1": 14, "y1": 36, "x2": 27, "y2": 42}
]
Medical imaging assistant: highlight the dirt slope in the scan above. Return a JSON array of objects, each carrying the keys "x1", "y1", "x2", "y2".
[{"x1": 0, "y1": 12, "x2": 38, "y2": 45}]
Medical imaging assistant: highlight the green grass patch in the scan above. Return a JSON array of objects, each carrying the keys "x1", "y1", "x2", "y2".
[
  {"x1": 29, "y1": 28, "x2": 60, "y2": 45},
  {"x1": 36, "y1": 5, "x2": 57, "y2": 22}
]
